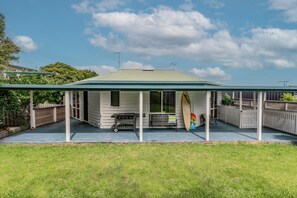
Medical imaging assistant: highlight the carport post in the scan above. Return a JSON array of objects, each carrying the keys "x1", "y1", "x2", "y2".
[
  {"x1": 257, "y1": 92, "x2": 263, "y2": 141},
  {"x1": 205, "y1": 91, "x2": 211, "y2": 141},
  {"x1": 65, "y1": 91, "x2": 71, "y2": 142},
  {"x1": 239, "y1": 91, "x2": 243, "y2": 111},
  {"x1": 139, "y1": 91, "x2": 143, "y2": 142},
  {"x1": 253, "y1": 92, "x2": 256, "y2": 110},
  {"x1": 30, "y1": 91, "x2": 36, "y2": 129}
]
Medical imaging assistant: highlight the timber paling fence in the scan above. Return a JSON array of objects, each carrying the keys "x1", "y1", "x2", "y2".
[
  {"x1": 34, "y1": 105, "x2": 65, "y2": 127},
  {"x1": 1, "y1": 110, "x2": 29, "y2": 127},
  {"x1": 1, "y1": 104, "x2": 65, "y2": 128}
]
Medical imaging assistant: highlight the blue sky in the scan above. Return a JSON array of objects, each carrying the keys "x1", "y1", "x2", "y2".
[{"x1": 1, "y1": 0, "x2": 297, "y2": 85}]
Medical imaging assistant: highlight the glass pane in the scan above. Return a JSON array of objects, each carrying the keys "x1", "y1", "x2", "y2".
[
  {"x1": 111, "y1": 91, "x2": 120, "y2": 106},
  {"x1": 163, "y1": 91, "x2": 175, "y2": 113},
  {"x1": 150, "y1": 91, "x2": 161, "y2": 112}
]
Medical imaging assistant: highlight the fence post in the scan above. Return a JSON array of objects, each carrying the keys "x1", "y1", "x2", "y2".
[
  {"x1": 53, "y1": 107, "x2": 57, "y2": 122},
  {"x1": 285, "y1": 103, "x2": 288, "y2": 111},
  {"x1": 295, "y1": 115, "x2": 297, "y2": 135}
]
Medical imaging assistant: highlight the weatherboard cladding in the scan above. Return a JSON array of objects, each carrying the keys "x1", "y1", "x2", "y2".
[
  {"x1": 99, "y1": 91, "x2": 150, "y2": 129},
  {"x1": 88, "y1": 91, "x2": 101, "y2": 127},
  {"x1": 95, "y1": 91, "x2": 207, "y2": 129}
]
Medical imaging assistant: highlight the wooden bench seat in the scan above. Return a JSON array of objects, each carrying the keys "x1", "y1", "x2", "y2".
[{"x1": 149, "y1": 114, "x2": 178, "y2": 131}]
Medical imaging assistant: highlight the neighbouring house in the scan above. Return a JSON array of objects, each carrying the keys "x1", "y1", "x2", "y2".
[
  {"x1": 1, "y1": 64, "x2": 37, "y2": 72},
  {"x1": 69, "y1": 69, "x2": 220, "y2": 129}
]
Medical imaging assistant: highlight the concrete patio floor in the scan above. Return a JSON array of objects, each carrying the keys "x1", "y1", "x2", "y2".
[{"x1": 1, "y1": 119, "x2": 297, "y2": 143}]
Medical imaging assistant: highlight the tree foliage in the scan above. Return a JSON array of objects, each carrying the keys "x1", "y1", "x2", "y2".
[
  {"x1": 0, "y1": 13, "x2": 20, "y2": 65},
  {"x1": 0, "y1": 62, "x2": 97, "y2": 128},
  {"x1": 40, "y1": 62, "x2": 97, "y2": 84},
  {"x1": 39, "y1": 62, "x2": 97, "y2": 103}
]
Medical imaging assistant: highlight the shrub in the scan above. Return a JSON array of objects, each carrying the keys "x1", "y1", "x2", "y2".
[
  {"x1": 222, "y1": 93, "x2": 233, "y2": 105},
  {"x1": 281, "y1": 93, "x2": 297, "y2": 102}
]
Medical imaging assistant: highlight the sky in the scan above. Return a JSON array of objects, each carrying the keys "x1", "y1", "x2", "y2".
[{"x1": 1, "y1": 0, "x2": 297, "y2": 85}]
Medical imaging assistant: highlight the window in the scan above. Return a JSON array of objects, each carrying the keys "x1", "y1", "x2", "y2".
[
  {"x1": 111, "y1": 91, "x2": 120, "y2": 106},
  {"x1": 163, "y1": 91, "x2": 176, "y2": 113},
  {"x1": 150, "y1": 91, "x2": 175, "y2": 113},
  {"x1": 150, "y1": 91, "x2": 161, "y2": 112}
]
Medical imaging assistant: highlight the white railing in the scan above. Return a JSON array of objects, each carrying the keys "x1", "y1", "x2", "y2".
[
  {"x1": 241, "y1": 110, "x2": 257, "y2": 128},
  {"x1": 217, "y1": 105, "x2": 257, "y2": 129},
  {"x1": 263, "y1": 110, "x2": 297, "y2": 135},
  {"x1": 217, "y1": 105, "x2": 240, "y2": 127}
]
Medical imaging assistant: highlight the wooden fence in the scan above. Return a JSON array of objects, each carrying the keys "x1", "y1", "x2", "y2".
[
  {"x1": 34, "y1": 105, "x2": 65, "y2": 127},
  {"x1": 1, "y1": 110, "x2": 28, "y2": 127}
]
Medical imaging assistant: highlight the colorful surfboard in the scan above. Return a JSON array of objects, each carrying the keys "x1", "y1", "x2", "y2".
[{"x1": 182, "y1": 91, "x2": 191, "y2": 131}]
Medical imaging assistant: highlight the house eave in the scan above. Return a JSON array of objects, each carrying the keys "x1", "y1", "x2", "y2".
[{"x1": 1, "y1": 84, "x2": 297, "y2": 92}]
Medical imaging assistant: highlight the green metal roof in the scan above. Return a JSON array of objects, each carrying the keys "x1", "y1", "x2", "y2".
[
  {"x1": 73, "y1": 69, "x2": 219, "y2": 86},
  {"x1": 1, "y1": 70, "x2": 297, "y2": 91},
  {"x1": 1, "y1": 84, "x2": 297, "y2": 91}
]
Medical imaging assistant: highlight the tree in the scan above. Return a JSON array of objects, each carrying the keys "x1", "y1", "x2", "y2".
[
  {"x1": 39, "y1": 62, "x2": 97, "y2": 103},
  {"x1": 0, "y1": 13, "x2": 20, "y2": 66},
  {"x1": 40, "y1": 62, "x2": 97, "y2": 84}
]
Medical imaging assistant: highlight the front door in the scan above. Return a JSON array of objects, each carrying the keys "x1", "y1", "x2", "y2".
[{"x1": 83, "y1": 91, "x2": 88, "y2": 121}]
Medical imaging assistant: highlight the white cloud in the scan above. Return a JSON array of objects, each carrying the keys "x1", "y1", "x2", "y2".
[
  {"x1": 204, "y1": 0, "x2": 224, "y2": 9},
  {"x1": 74, "y1": 2, "x2": 297, "y2": 69},
  {"x1": 14, "y1": 35, "x2": 38, "y2": 52},
  {"x1": 78, "y1": 65, "x2": 117, "y2": 75},
  {"x1": 191, "y1": 67, "x2": 231, "y2": 80},
  {"x1": 71, "y1": 0, "x2": 90, "y2": 13},
  {"x1": 95, "y1": 0, "x2": 124, "y2": 12},
  {"x1": 121, "y1": 61, "x2": 154, "y2": 69},
  {"x1": 90, "y1": 7, "x2": 216, "y2": 56},
  {"x1": 179, "y1": 0, "x2": 194, "y2": 11},
  {"x1": 268, "y1": 0, "x2": 297, "y2": 22},
  {"x1": 72, "y1": 0, "x2": 125, "y2": 13}
]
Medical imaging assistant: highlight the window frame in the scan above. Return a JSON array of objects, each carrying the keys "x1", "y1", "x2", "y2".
[
  {"x1": 111, "y1": 91, "x2": 120, "y2": 107},
  {"x1": 149, "y1": 91, "x2": 176, "y2": 113}
]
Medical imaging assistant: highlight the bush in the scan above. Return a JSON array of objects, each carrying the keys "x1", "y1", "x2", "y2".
[
  {"x1": 222, "y1": 93, "x2": 233, "y2": 105},
  {"x1": 281, "y1": 93, "x2": 297, "y2": 102}
]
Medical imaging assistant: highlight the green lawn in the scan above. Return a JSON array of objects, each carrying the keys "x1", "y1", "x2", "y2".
[{"x1": 1, "y1": 143, "x2": 297, "y2": 197}]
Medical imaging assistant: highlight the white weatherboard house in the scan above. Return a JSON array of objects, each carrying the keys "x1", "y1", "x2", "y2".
[
  {"x1": 70, "y1": 69, "x2": 219, "y2": 131},
  {"x1": 4, "y1": 68, "x2": 297, "y2": 142}
]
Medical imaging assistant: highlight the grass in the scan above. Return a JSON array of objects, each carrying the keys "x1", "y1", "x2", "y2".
[{"x1": 1, "y1": 143, "x2": 297, "y2": 197}]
